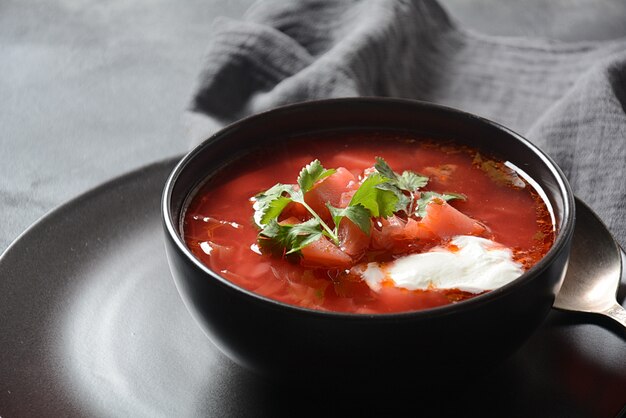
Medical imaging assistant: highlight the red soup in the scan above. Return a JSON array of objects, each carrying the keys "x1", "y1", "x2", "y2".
[{"x1": 183, "y1": 132, "x2": 555, "y2": 313}]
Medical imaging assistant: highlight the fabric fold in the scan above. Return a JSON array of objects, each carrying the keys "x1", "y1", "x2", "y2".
[{"x1": 189, "y1": 0, "x2": 626, "y2": 244}]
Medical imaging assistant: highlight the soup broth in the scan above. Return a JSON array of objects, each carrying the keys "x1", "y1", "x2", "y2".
[{"x1": 183, "y1": 132, "x2": 554, "y2": 313}]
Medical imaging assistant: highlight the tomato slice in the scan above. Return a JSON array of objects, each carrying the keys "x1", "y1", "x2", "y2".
[
  {"x1": 300, "y1": 235, "x2": 353, "y2": 269},
  {"x1": 419, "y1": 199, "x2": 486, "y2": 239},
  {"x1": 338, "y1": 218, "x2": 370, "y2": 260},
  {"x1": 304, "y1": 167, "x2": 358, "y2": 220},
  {"x1": 280, "y1": 201, "x2": 308, "y2": 221},
  {"x1": 371, "y1": 215, "x2": 436, "y2": 251}
]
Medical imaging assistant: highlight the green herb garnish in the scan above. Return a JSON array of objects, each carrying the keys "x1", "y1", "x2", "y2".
[
  {"x1": 253, "y1": 157, "x2": 465, "y2": 256},
  {"x1": 374, "y1": 157, "x2": 428, "y2": 216},
  {"x1": 327, "y1": 203, "x2": 372, "y2": 236},
  {"x1": 254, "y1": 160, "x2": 343, "y2": 250},
  {"x1": 297, "y1": 159, "x2": 336, "y2": 194},
  {"x1": 259, "y1": 218, "x2": 323, "y2": 255},
  {"x1": 349, "y1": 173, "x2": 398, "y2": 218}
]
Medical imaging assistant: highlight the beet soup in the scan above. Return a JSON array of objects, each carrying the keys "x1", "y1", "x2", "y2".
[{"x1": 183, "y1": 131, "x2": 554, "y2": 313}]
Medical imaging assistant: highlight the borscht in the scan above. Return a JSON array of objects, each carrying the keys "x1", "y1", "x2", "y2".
[{"x1": 183, "y1": 132, "x2": 555, "y2": 313}]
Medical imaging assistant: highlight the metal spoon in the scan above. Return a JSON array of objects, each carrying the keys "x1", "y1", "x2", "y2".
[{"x1": 554, "y1": 198, "x2": 626, "y2": 328}]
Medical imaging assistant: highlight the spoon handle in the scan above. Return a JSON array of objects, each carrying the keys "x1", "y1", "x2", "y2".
[{"x1": 602, "y1": 303, "x2": 626, "y2": 328}]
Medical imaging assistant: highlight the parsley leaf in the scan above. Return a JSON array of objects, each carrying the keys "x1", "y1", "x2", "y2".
[
  {"x1": 253, "y1": 183, "x2": 294, "y2": 227},
  {"x1": 327, "y1": 203, "x2": 371, "y2": 235},
  {"x1": 374, "y1": 157, "x2": 429, "y2": 216},
  {"x1": 349, "y1": 173, "x2": 398, "y2": 218},
  {"x1": 259, "y1": 218, "x2": 323, "y2": 255},
  {"x1": 375, "y1": 157, "x2": 428, "y2": 192},
  {"x1": 259, "y1": 196, "x2": 292, "y2": 225},
  {"x1": 374, "y1": 182, "x2": 411, "y2": 213},
  {"x1": 373, "y1": 157, "x2": 396, "y2": 179},
  {"x1": 284, "y1": 220, "x2": 324, "y2": 254},
  {"x1": 297, "y1": 159, "x2": 336, "y2": 193},
  {"x1": 397, "y1": 170, "x2": 428, "y2": 191},
  {"x1": 253, "y1": 160, "x2": 339, "y2": 246}
]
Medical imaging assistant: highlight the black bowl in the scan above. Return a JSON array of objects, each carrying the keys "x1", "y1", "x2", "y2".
[{"x1": 162, "y1": 98, "x2": 575, "y2": 389}]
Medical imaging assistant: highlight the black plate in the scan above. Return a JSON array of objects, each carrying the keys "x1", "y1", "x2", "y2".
[{"x1": 1, "y1": 158, "x2": 624, "y2": 418}]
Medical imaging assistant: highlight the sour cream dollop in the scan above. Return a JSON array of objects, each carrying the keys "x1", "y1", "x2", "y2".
[{"x1": 361, "y1": 235, "x2": 524, "y2": 294}]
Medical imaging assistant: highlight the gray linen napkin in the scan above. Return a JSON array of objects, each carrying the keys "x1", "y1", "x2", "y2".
[{"x1": 188, "y1": 0, "x2": 626, "y2": 245}]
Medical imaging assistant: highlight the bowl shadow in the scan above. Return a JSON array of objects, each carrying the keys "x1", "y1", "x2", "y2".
[{"x1": 205, "y1": 352, "x2": 580, "y2": 418}]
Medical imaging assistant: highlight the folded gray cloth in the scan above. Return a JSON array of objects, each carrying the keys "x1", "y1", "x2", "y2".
[{"x1": 189, "y1": 0, "x2": 626, "y2": 245}]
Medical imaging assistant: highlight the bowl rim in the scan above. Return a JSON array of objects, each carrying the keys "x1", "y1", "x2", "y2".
[{"x1": 162, "y1": 97, "x2": 575, "y2": 321}]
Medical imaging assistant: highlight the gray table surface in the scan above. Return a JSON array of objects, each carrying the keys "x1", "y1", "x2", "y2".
[
  {"x1": 2, "y1": 1, "x2": 626, "y2": 417},
  {"x1": 2, "y1": 0, "x2": 626, "y2": 255}
]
